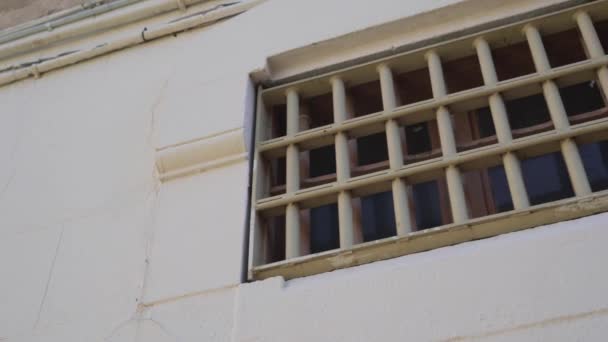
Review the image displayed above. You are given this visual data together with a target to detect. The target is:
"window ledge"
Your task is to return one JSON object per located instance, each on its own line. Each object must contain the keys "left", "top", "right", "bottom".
{"left": 251, "top": 190, "right": 608, "bottom": 281}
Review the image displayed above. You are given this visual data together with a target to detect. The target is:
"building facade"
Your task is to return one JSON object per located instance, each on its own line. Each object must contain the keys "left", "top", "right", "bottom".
{"left": 1, "top": 0, "right": 608, "bottom": 341}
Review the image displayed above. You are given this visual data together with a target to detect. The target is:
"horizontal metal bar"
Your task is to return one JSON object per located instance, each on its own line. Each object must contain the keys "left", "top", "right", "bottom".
{"left": 256, "top": 117, "right": 608, "bottom": 212}
{"left": 252, "top": 190, "right": 608, "bottom": 280}
{"left": 258, "top": 55, "right": 608, "bottom": 155}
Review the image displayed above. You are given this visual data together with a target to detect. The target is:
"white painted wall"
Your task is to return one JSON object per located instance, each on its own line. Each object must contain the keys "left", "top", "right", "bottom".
{"left": 1, "top": 0, "right": 607, "bottom": 341}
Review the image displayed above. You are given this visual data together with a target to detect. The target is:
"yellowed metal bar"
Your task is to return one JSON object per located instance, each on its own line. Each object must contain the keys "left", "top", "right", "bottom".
{"left": 259, "top": 55, "right": 608, "bottom": 153}
{"left": 256, "top": 117, "right": 608, "bottom": 212}
{"left": 475, "top": 36, "right": 529, "bottom": 210}
{"left": 436, "top": 106, "right": 457, "bottom": 157}
{"left": 426, "top": 50, "right": 448, "bottom": 97}
{"left": 446, "top": 165, "right": 469, "bottom": 223}
{"left": 426, "top": 50, "right": 468, "bottom": 222}
{"left": 378, "top": 63, "right": 412, "bottom": 234}
{"left": 575, "top": 11, "right": 608, "bottom": 102}
{"left": 337, "top": 191, "right": 355, "bottom": 248}
{"left": 286, "top": 88, "right": 300, "bottom": 136}
{"left": 474, "top": 37, "right": 498, "bottom": 86}
{"left": 392, "top": 178, "right": 412, "bottom": 235}
{"left": 286, "top": 144, "right": 300, "bottom": 194}
{"left": 523, "top": 24, "right": 551, "bottom": 72}
{"left": 503, "top": 152, "right": 530, "bottom": 209}
{"left": 561, "top": 138, "right": 592, "bottom": 196}
{"left": 543, "top": 80, "right": 571, "bottom": 131}
{"left": 575, "top": 11, "right": 606, "bottom": 58}
{"left": 285, "top": 203, "right": 301, "bottom": 258}
{"left": 488, "top": 94, "right": 513, "bottom": 144}
{"left": 331, "top": 76, "right": 355, "bottom": 249}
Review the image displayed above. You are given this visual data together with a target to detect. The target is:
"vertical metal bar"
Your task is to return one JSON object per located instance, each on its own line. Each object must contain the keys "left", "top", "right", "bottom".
{"left": 378, "top": 64, "right": 412, "bottom": 235}
{"left": 562, "top": 138, "right": 592, "bottom": 196}
{"left": 475, "top": 37, "right": 530, "bottom": 210}
{"left": 525, "top": 23, "right": 591, "bottom": 197}
{"left": 474, "top": 37, "right": 498, "bottom": 86}
{"left": 446, "top": 165, "right": 468, "bottom": 223}
{"left": 427, "top": 50, "right": 469, "bottom": 222}
{"left": 523, "top": 24, "right": 551, "bottom": 73}
{"left": 251, "top": 86, "right": 268, "bottom": 267}
{"left": 436, "top": 106, "right": 458, "bottom": 157}
{"left": 426, "top": 50, "right": 448, "bottom": 97}
{"left": 331, "top": 76, "right": 355, "bottom": 248}
{"left": 503, "top": 152, "right": 530, "bottom": 209}
{"left": 285, "top": 203, "right": 301, "bottom": 259}
{"left": 575, "top": 11, "right": 608, "bottom": 103}
{"left": 524, "top": 24, "right": 570, "bottom": 130}
{"left": 285, "top": 88, "right": 301, "bottom": 258}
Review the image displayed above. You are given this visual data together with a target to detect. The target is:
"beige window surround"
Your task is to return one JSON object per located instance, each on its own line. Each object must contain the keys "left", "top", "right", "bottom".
{"left": 249, "top": 0, "right": 608, "bottom": 281}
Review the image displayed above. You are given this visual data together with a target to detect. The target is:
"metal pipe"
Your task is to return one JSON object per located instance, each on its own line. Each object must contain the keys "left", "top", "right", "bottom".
{"left": 0, "top": 0, "right": 145, "bottom": 46}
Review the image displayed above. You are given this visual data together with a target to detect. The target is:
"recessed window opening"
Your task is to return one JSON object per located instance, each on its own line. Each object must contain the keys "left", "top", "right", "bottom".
{"left": 521, "top": 152, "right": 574, "bottom": 205}
{"left": 349, "top": 80, "right": 384, "bottom": 117}
{"left": 404, "top": 120, "right": 442, "bottom": 163}
{"left": 463, "top": 165, "right": 513, "bottom": 219}
{"left": 579, "top": 140, "right": 608, "bottom": 192}
{"left": 596, "top": 19, "right": 608, "bottom": 53}
{"left": 269, "top": 156, "right": 286, "bottom": 196}
{"left": 270, "top": 103, "right": 287, "bottom": 138}
{"left": 309, "top": 203, "right": 340, "bottom": 254}
{"left": 559, "top": 80, "right": 607, "bottom": 125}
{"left": 301, "top": 145, "right": 337, "bottom": 189}
{"left": 543, "top": 28, "right": 587, "bottom": 68}
{"left": 505, "top": 92, "right": 553, "bottom": 138}
{"left": 394, "top": 67, "right": 433, "bottom": 106}
{"left": 304, "top": 92, "right": 334, "bottom": 131}
{"left": 443, "top": 54, "right": 485, "bottom": 94}
{"left": 492, "top": 40, "right": 536, "bottom": 81}
{"left": 263, "top": 215, "right": 285, "bottom": 264}
{"left": 455, "top": 106, "right": 497, "bottom": 152}
{"left": 411, "top": 177, "right": 452, "bottom": 230}
{"left": 360, "top": 191, "right": 397, "bottom": 242}
{"left": 354, "top": 132, "right": 389, "bottom": 175}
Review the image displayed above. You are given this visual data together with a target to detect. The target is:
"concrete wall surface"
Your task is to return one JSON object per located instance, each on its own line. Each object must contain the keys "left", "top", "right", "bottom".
{"left": 1, "top": 0, "right": 607, "bottom": 341}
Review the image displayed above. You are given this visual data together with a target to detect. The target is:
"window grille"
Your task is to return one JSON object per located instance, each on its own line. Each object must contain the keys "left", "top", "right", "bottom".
{"left": 250, "top": 1, "right": 608, "bottom": 280}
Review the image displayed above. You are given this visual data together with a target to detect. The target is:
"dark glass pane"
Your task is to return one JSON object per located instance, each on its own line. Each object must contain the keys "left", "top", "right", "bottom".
{"left": 271, "top": 157, "right": 286, "bottom": 186}
{"left": 476, "top": 107, "right": 496, "bottom": 138}
{"left": 413, "top": 181, "right": 443, "bottom": 230}
{"left": 309, "top": 145, "right": 336, "bottom": 177}
{"left": 597, "top": 20, "right": 608, "bottom": 54}
{"left": 560, "top": 81, "right": 605, "bottom": 117}
{"left": 361, "top": 191, "right": 396, "bottom": 242}
{"left": 579, "top": 141, "right": 608, "bottom": 192}
{"left": 350, "top": 80, "right": 383, "bottom": 117}
{"left": 310, "top": 204, "right": 340, "bottom": 253}
{"left": 405, "top": 123, "right": 432, "bottom": 155}
{"left": 267, "top": 216, "right": 285, "bottom": 263}
{"left": 271, "top": 104, "right": 287, "bottom": 138}
{"left": 307, "top": 93, "right": 334, "bottom": 129}
{"left": 543, "top": 28, "right": 587, "bottom": 68}
{"left": 488, "top": 165, "right": 514, "bottom": 212}
{"left": 521, "top": 153, "right": 574, "bottom": 205}
{"left": 357, "top": 132, "right": 388, "bottom": 165}
{"left": 492, "top": 41, "right": 536, "bottom": 81}
{"left": 506, "top": 93, "right": 551, "bottom": 130}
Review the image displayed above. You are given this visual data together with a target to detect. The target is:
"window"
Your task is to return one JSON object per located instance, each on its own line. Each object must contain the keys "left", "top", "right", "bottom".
{"left": 251, "top": 3, "right": 608, "bottom": 280}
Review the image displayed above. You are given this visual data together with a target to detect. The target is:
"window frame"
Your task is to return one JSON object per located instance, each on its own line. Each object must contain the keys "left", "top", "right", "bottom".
{"left": 249, "top": 0, "right": 608, "bottom": 281}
